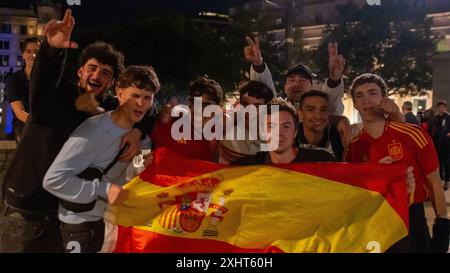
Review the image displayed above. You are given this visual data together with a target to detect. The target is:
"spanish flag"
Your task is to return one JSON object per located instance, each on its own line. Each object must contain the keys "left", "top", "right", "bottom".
{"left": 103, "top": 148, "right": 409, "bottom": 253}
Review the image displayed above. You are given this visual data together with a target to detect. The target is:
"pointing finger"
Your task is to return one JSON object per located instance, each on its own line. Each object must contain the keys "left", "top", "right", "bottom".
{"left": 62, "top": 9, "right": 72, "bottom": 25}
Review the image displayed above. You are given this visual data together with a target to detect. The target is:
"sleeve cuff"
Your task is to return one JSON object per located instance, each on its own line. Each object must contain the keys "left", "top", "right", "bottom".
{"left": 326, "top": 78, "right": 342, "bottom": 89}
{"left": 252, "top": 63, "right": 267, "bottom": 74}
{"left": 97, "top": 180, "right": 111, "bottom": 201}
{"left": 42, "top": 39, "right": 64, "bottom": 58}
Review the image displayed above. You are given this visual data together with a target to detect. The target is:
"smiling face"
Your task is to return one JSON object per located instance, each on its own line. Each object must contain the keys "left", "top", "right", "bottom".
{"left": 116, "top": 86, "right": 154, "bottom": 125}
{"left": 299, "top": 96, "right": 329, "bottom": 134}
{"left": 77, "top": 58, "right": 115, "bottom": 96}
{"left": 267, "top": 110, "right": 298, "bottom": 153}
{"left": 284, "top": 74, "right": 312, "bottom": 102}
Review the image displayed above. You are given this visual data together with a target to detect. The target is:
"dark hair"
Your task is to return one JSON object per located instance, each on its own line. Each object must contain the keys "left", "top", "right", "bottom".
{"left": 116, "top": 65, "right": 160, "bottom": 93}
{"left": 20, "top": 37, "right": 42, "bottom": 52}
{"left": 189, "top": 76, "right": 223, "bottom": 104}
{"left": 350, "top": 73, "right": 387, "bottom": 98}
{"left": 422, "top": 109, "right": 436, "bottom": 136}
{"left": 267, "top": 97, "right": 299, "bottom": 129}
{"left": 402, "top": 101, "right": 413, "bottom": 111}
{"left": 423, "top": 109, "right": 435, "bottom": 122}
{"left": 78, "top": 42, "right": 125, "bottom": 79}
{"left": 299, "top": 90, "right": 329, "bottom": 109}
{"left": 239, "top": 81, "right": 274, "bottom": 104}
{"left": 437, "top": 100, "right": 447, "bottom": 107}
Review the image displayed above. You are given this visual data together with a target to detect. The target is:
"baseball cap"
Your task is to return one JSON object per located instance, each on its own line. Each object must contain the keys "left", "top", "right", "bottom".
{"left": 285, "top": 63, "right": 317, "bottom": 84}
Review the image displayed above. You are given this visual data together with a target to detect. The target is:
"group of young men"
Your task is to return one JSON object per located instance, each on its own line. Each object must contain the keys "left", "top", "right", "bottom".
{"left": 1, "top": 9, "right": 449, "bottom": 253}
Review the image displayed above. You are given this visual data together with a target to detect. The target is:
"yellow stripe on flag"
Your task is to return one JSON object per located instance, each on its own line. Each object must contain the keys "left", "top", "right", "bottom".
{"left": 105, "top": 165, "right": 408, "bottom": 253}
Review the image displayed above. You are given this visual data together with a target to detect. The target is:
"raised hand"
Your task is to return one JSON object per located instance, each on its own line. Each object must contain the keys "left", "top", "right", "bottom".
{"left": 375, "top": 97, "right": 400, "bottom": 116}
{"left": 244, "top": 36, "right": 263, "bottom": 66}
{"left": 43, "top": 9, "right": 78, "bottom": 49}
{"left": 328, "top": 43, "right": 346, "bottom": 81}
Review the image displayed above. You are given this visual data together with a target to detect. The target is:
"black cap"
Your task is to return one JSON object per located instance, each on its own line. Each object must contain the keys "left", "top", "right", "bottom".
{"left": 285, "top": 63, "right": 317, "bottom": 84}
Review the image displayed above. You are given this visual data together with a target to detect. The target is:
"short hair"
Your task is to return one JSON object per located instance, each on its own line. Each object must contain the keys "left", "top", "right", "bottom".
{"left": 189, "top": 76, "right": 223, "bottom": 104}
{"left": 239, "top": 81, "right": 275, "bottom": 104}
{"left": 350, "top": 73, "right": 387, "bottom": 98}
{"left": 437, "top": 100, "right": 447, "bottom": 107}
{"left": 402, "top": 101, "right": 413, "bottom": 111}
{"left": 78, "top": 42, "right": 125, "bottom": 79}
{"left": 116, "top": 65, "right": 160, "bottom": 93}
{"left": 20, "top": 37, "right": 42, "bottom": 52}
{"left": 267, "top": 97, "right": 299, "bottom": 129}
{"left": 299, "top": 90, "right": 329, "bottom": 109}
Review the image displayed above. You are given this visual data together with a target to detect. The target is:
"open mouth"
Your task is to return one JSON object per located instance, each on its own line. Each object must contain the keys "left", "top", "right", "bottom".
{"left": 88, "top": 82, "right": 101, "bottom": 90}
{"left": 134, "top": 110, "right": 144, "bottom": 116}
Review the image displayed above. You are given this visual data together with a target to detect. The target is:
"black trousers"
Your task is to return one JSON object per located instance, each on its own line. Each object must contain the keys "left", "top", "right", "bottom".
{"left": 387, "top": 203, "right": 432, "bottom": 253}
{"left": 12, "top": 120, "right": 24, "bottom": 144}
{"left": 438, "top": 148, "right": 450, "bottom": 182}
{"left": 0, "top": 205, "right": 62, "bottom": 253}
{"left": 60, "top": 219, "right": 105, "bottom": 253}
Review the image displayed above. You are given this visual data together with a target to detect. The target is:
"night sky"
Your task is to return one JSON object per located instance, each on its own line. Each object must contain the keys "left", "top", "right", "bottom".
{"left": 0, "top": 0, "right": 252, "bottom": 27}
{"left": 0, "top": 0, "right": 245, "bottom": 10}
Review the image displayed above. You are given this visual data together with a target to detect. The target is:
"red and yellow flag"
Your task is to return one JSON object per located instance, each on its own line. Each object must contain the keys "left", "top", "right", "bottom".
{"left": 103, "top": 148, "right": 409, "bottom": 253}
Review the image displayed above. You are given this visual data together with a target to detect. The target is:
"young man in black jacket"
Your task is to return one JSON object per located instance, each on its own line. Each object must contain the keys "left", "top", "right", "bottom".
{"left": 434, "top": 101, "right": 450, "bottom": 190}
{"left": 0, "top": 10, "right": 152, "bottom": 253}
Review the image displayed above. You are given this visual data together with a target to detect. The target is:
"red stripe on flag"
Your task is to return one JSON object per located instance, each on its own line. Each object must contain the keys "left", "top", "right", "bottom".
{"left": 113, "top": 227, "right": 284, "bottom": 253}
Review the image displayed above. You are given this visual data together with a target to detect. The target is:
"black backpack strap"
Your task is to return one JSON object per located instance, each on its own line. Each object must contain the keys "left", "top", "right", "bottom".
{"left": 59, "top": 145, "right": 128, "bottom": 213}
{"left": 103, "top": 145, "right": 127, "bottom": 174}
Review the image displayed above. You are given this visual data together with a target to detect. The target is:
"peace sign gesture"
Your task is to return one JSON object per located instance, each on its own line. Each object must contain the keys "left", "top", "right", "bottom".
{"left": 328, "top": 42, "right": 346, "bottom": 81}
{"left": 43, "top": 9, "right": 78, "bottom": 49}
{"left": 244, "top": 36, "right": 263, "bottom": 66}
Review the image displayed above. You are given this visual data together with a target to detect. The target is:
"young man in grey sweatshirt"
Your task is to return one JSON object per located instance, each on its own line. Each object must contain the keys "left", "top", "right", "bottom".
{"left": 43, "top": 65, "right": 160, "bottom": 253}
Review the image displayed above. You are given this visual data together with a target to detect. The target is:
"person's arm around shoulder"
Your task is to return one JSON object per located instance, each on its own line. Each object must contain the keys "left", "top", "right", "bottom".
{"left": 43, "top": 119, "right": 116, "bottom": 205}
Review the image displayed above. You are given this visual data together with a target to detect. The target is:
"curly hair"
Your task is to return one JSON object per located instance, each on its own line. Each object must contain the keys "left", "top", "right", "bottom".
{"left": 78, "top": 42, "right": 125, "bottom": 79}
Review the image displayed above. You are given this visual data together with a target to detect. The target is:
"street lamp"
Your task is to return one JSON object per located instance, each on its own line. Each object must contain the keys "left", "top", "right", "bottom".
{"left": 264, "top": 0, "right": 301, "bottom": 67}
